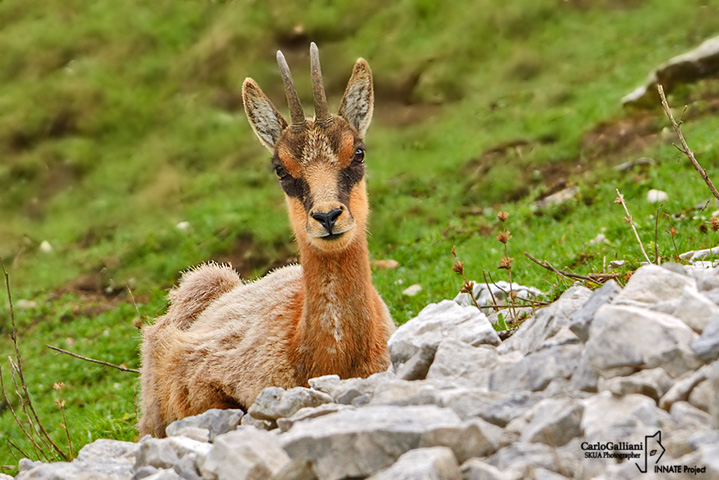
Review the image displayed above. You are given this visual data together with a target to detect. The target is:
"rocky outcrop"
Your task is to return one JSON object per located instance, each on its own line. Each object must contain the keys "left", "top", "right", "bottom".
{"left": 10, "top": 263, "right": 719, "bottom": 479}
{"left": 623, "top": 35, "right": 719, "bottom": 108}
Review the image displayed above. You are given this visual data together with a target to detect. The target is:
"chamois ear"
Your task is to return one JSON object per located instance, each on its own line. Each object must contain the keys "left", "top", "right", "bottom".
{"left": 243, "top": 78, "right": 288, "bottom": 152}
{"left": 338, "top": 59, "right": 374, "bottom": 139}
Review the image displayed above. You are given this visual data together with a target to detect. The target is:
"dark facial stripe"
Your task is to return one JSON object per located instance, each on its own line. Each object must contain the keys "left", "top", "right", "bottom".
{"left": 272, "top": 156, "right": 312, "bottom": 210}
{"left": 281, "top": 175, "right": 312, "bottom": 211}
{"left": 338, "top": 162, "right": 365, "bottom": 205}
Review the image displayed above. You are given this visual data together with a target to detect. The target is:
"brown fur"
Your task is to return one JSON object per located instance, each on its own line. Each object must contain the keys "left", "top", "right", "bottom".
{"left": 138, "top": 45, "right": 394, "bottom": 437}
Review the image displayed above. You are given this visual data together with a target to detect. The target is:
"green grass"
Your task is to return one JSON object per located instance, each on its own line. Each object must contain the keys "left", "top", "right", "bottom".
{"left": 2, "top": 0, "right": 719, "bottom": 470}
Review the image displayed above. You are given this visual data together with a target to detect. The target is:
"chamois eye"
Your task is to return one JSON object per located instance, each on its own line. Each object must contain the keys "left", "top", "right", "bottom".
{"left": 353, "top": 147, "right": 365, "bottom": 163}
{"left": 275, "top": 165, "right": 288, "bottom": 179}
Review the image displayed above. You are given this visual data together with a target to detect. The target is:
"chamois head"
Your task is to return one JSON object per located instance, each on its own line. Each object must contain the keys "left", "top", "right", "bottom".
{"left": 242, "top": 43, "right": 374, "bottom": 253}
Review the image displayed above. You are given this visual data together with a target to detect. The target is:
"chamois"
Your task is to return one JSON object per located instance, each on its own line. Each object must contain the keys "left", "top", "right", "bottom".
{"left": 138, "top": 43, "right": 395, "bottom": 437}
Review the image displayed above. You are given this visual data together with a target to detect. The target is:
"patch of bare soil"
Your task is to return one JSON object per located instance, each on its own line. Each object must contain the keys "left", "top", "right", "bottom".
{"left": 461, "top": 81, "right": 719, "bottom": 211}
{"left": 580, "top": 82, "right": 719, "bottom": 163}
{"left": 461, "top": 107, "right": 672, "bottom": 209}
{"left": 53, "top": 271, "right": 127, "bottom": 318}
{"left": 464, "top": 138, "right": 534, "bottom": 178}
{"left": 580, "top": 113, "right": 659, "bottom": 160}
{"left": 463, "top": 136, "right": 576, "bottom": 199}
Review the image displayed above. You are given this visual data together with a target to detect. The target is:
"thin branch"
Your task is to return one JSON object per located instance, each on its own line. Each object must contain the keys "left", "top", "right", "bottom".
{"left": 482, "top": 270, "right": 499, "bottom": 310}
{"left": 0, "top": 365, "right": 45, "bottom": 460}
{"left": 451, "top": 247, "right": 483, "bottom": 313}
{"left": 523, "top": 251, "right": 618, "bottom": 285}
{"left": 657, "top": 84, "right": 719, "bottom": 202}
{"left": 654, "top": 206, "right": 661, "bottom": 265}
{"left": 499, "top": 227, "right": 517, "bottom": 320}
{"left": 8, "top": 357, "right": 52, "bottom": 458}
{"left": 57, "top": 401, "right": 73, "bottom": 458}
{"left": 485, "top": 270, "right": 550, "bottom": 307}
{"left": 46, "top": 345, "right": 140, "bottom": 374}
{"left": 7, "top": 438, "right": 31, "bottom": 462}
{"left": 1, "top": 260, "right": 69, "bottom": 461}
{"left": 127, "top": 285, "right": 143, "bottom": 330}
{"left": 614, "top": 189, "right": 653, "bottom": 264}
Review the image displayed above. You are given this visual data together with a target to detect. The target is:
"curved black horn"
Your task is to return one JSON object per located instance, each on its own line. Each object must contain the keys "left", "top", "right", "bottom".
{"left": 310, "top": 42, "right": 332, "bottom": 127}
{"left": 276, "top": 50, "right": 307, "bottom": 133}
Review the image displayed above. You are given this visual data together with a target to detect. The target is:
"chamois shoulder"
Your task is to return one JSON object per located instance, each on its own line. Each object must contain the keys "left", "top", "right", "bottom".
{"left": 166, "top": 262, "right": 241, "bottom": 330}
{"left": 192, "top": 263, "right": 303, "bottom": 325}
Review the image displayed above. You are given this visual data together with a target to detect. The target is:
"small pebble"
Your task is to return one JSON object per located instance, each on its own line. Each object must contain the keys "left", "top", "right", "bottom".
{"left": 646, "top": 189, "right": 668, "bottom": 203}
{"left": 402, "top": 284, "right": 422, "bottom": 296}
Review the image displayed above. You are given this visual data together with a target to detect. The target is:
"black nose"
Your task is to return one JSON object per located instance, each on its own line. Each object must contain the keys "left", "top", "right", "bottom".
{"left": 312, "top": 208, "right": 343, "bottom": 233}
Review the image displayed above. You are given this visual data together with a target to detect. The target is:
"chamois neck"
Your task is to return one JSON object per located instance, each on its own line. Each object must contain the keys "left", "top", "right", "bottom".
{"left": 292, "top": 232, "right": 381, "bottom": 381}
{"left": 298, "top": 234, "right": 373, "bottom": 302}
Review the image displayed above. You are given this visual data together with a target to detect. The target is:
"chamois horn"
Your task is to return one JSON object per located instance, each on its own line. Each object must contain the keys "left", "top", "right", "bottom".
{"left": 310, "top": 42, "right": 332, "bottom": 127}
{"left": 276, "top": 50, "right": 307, "bottom": 133}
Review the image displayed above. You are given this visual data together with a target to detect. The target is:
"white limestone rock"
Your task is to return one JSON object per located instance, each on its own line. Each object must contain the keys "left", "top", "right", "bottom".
{"left": 165, "top": 408, "right": 243, "bottom": 442}
{"left": 623, "top": 35, "right": 719, "bottom": 107}
{"left": 581, "top": 392, "right": 670, "bottom": 440}
{"left": 597, "top": 368, "right": 674, "bottom": 402}
{"left": 280, "top": 405, "right": 463, "bottom": 480}
{"left": 498, "top": 286, "right": 590, "bottom": 355}
{"left": 388, "top": 300, "right": 499, "bottom": 372}
{"left": 519, "top": 398, "right": 584, "bottom": 447}
{"left": 197, "top": 427, "right": 290, "bottom": 480}
{"left": 568, "top": 280, "right": 622, "bottom": 342}
{"left": 585, "top": 304, "right": 698, "bottom": 373}
{"left": 247, "top": 386, "right": 333, "bottom": 421}
{"left": 425, "top": 337, "right": 499, "bottom": 388}
{"left": 418, "top": 418, "right": 503, "bottom": 463}
{"left": 691, "top": 315, "right": 719, "bottom": 362}
{"left": 367, "top": 447, "right": 462, "bottom": 480}
{"left": 488, "top": 344, "right": 583, "bottom": 393}
{"left": 439, "top": 389, "right": 545, "bottom": 427}
{"left": 613, "top": 264, "right": 695, "bottom": 307}
{"left": 277, "top": 403, "right": 354, "bottom": 432}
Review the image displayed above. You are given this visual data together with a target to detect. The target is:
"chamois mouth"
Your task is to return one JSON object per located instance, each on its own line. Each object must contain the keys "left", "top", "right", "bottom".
{"left": 321, "top": 232, "right": 345, "bottom": 241}
{"left": 306, "top": 221, "right": 355, "bottom": 239}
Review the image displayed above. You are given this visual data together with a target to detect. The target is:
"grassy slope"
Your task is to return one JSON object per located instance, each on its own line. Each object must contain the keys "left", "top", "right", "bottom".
{"left": 2, "top": 0, "right": 719, "bottom": 467}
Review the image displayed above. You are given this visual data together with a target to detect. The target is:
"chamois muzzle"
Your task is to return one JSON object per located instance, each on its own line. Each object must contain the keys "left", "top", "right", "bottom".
{"left": 311, "top": 208, "right": 343, "bottom": 236}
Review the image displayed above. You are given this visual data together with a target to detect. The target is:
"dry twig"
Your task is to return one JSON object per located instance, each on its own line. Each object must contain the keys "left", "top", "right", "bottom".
{"left": 53, "top": 383, "right": 73, "bottom": 458}
{"left": 6, "top": 438, "right": 30, "bottom": 462}
{"left": 482, "top": 270, "right": 499, "bottom": 310}
{"left": 523, "top": 252, "right": 619, "bottom": 285}
{"left": 0, "top": 365, "right": 46, "bottom": 461}
{"left": 46, "top": 345, "right": 140, "bottom": 374}
{"left": 451, "top": 246, "right": 483, "bottom": 312}
{"left": 1, "top": 260, "right": 70, "bottom": 461}
{"left": 657, "top": 84, "right": 719, "bottom": 203}
{"left": 654, "top": 206, "right": 661, "bottom": 265}
{"left": 484, "top": 270, "right": 550, "bottom": 308}
{"left": 614, "top": 189, "right": 653, "bottom": 264}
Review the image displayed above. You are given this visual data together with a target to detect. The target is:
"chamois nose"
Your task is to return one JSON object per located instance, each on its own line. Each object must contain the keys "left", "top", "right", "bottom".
{"left": 312, "top": 208, "right": 343, "bottom": 234}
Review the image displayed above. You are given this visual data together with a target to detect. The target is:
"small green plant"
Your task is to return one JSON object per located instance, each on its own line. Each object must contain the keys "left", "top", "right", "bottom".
{"left": 52, "top": 382, "right": 74, "bottom": 459}
{"left": 451, "top": 211, "right": 543, "bottom": 335}
{"left": 495, "top": 211, "right": 519, "bottom": 320}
